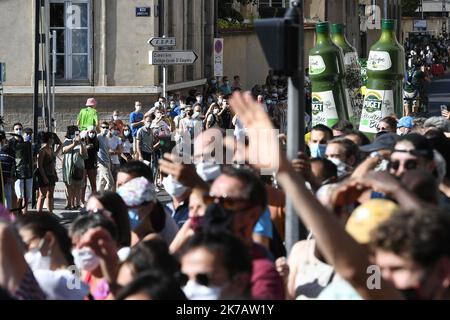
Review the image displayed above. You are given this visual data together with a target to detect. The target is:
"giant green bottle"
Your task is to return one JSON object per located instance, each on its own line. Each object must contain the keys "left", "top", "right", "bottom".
{"left": 331, "top": 23, "right": 361, "bottom": 126}
{"left": 309, "top": 22, "right": 349, "bottom": 128}
{"left": 359, "top": 19, "right": 405, "bottom": 139}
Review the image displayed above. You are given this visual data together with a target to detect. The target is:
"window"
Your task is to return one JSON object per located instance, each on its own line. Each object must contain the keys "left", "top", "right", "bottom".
{"left": 49, "top": 0, "right": 91, "bottom": 83}
{"left": 259, "top": 0, "right": 286, "bottom": 8}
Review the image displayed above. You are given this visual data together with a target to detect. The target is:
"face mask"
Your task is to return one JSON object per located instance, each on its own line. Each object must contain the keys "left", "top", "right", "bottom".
{"left": 218, "top": 98, "right": 223, "bottom": 104}
{"left": 72, "top": 247, "right": 100, "bottom": 273}
{"left": 208, "top": 97, "right": 213, "bottom": 104}
{"left": 112, "top": 130, "right": 118, "bottom": 137}
{"left": 162, "top": 176, "right": 188, "bottom": 199}
{"left": 196, "top": 162, "right": 222, "bottom": 182}
{"left": 136, "top": 106, "right": 142, "bottom": 112}
{"left": 124, "top": 130, "right": 130, "bottom": 137}
{"left": 128, "top": 208, "right": 141, "bottom": 231}
{"left": 24, "top": 239, "right": 52, "bottom": 271}
{"left": 182, "top": 280, "right": 222, "bottom": 300}
{"left": 88, "top": 132, "right": 96, "bottom": 139}
{"left": 193, "top": 112, "right": 201, "bottom": 119}
{"left": 113, "top": 115, "right": 119, "bottom": 121}
{"left": 190, "top": 216, "right": 205, "bottom": 232}
{"left": 101, "top": 129, "right": 108, "bottom": 135}
{"left": 145, "top": 122, "right": 152, "bottom": 129}
{"left": 213, "top": 109, "right": 220, "bottom": 115}
{"left": 180, "top": 111, "right": 186, "bottom": 118}
{"left": 328, "top": 158, "right": 349, "bottom": 177}
{"left": 266, "top": 99, "right": 272, "bottom": 105}
{"left": 24, "top": 135, "right": 32, "bottom": 142}
{"left": 211, "top": 80, "right": 217, "bottom": 85}
{"left": 310, "top": 143, "right": 327, "bottom": 158}
{"left": 70, "top": 134, "right": 76, "bottom": 139}
{"left": 15, "top": 129, "right": 23, "bottom": 136}
{"left": 196, "top": 97, "right": 203, "bottom": 103}
{"left": 225, "top": 81, "right": 230, "bottom": 85}
{"left": 397, "top": 128, "right": 409, "bottom": 136}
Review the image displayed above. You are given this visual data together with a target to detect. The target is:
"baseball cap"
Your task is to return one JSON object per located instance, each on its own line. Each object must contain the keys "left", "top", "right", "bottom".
{"left": 359, "top": 133, "right": 398, "bottom": 153}
{"left": 397, "top": 116, "right": 414, "bottom": 129}
{"left": 117, "top": 177, "right": 157, "bottom": 207}
{"left": 86, "top": 98, "right": 97, "bottom": 107}
{"left": 345, "top": 199, "right": 399, "bottom": 244}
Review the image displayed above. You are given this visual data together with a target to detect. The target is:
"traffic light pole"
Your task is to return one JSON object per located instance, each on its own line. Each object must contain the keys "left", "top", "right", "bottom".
{"left": 285, "top": 0, "right": 308, "bottom": 254}
{"left": 33, "top": 0, "right": 40, "bottom": 143}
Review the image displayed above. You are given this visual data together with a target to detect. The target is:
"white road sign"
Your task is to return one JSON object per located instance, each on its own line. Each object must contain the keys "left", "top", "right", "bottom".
{"left": 149, "top": 50, "right": 198, "bottom": 65}
{"left": 148, "top": 37, "right": 176, "bottom": 47}
{"left": 214, "top": 38, "right": 224, "bottom": 77}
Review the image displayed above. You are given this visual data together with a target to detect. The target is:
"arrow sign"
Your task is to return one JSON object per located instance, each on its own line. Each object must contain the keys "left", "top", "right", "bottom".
{"left": 149, "top": 50, "right": 198, "bottom": 65}
{"left": 148, "top": 37, "right": 176, "bottom": 47}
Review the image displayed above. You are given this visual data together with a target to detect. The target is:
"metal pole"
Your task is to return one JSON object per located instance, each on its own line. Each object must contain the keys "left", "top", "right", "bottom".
{"left": 285, "top": 0, "right": 307, "bottom": 254}
{"left": 421, "top": 0, "right": 424, "bottom": 20}
{"left": 44, "top": 0, "right": 51, "bottom": 131}
{"left": 0, "top": 84, "right": 3, "bottom": 117}
{"left": 33, "top": 0, "right": 40, "bottom": 143}
{"left": 163, "top": 66, "right": 167, "bottom": 99}
{"left": 52, "top": 30, "right": 56, "bottom": 132}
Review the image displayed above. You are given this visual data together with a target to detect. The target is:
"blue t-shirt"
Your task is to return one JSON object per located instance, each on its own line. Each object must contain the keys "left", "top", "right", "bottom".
{"left": 129, "top": 112, "right": 144, "bottom": 137}
{"left": 253, "top": 207, "right": 273, "bottom": 239}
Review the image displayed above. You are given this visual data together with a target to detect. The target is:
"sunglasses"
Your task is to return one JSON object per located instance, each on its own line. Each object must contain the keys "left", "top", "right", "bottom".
{"left": 388, "top": 159, "right": 419, "bottom": 171}
{"left": 80, "top": 208, "right": 113, "bottom": 219}
{"left": 377, "top": 126, "right": 388, "bottom": 132}
{"left": 203, "top": 193, "right": 254, "bottom": 212}
{"left": 176, "top": 272, "right": 213, "bottom": 287}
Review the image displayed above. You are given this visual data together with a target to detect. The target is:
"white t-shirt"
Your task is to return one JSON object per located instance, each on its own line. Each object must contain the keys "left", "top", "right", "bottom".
{"left": 33, "top": 269, "right": 89, "bottom": 300}
{"left": 122, "top": 139, "right": 133, "bottom": 154}
{"left": 108, "top": 136, "right": 122, "bottom": 165}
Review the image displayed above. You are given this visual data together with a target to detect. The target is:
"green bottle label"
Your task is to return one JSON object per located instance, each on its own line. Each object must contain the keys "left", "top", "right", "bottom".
{"left": 367, "top": 51, "right": 392, "bottom": 71}
{"left": 359, "top": 89, "right": 394, "bottom": 133}
{"left": 309, "top": 55, "right": 326, "bottom": 75}
{"left": 312, "top": 91, "right": 339, "bottom": 127}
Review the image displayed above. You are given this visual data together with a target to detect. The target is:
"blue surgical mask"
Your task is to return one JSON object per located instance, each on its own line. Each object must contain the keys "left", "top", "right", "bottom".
{"left": 128, "top": 209, "right": 141, "bottom": 231}
{"left": 24, "top": 135, "right": 32, "bottom": 142}
{"left": 310, "top": 143, "right": 327, "bottom": 158}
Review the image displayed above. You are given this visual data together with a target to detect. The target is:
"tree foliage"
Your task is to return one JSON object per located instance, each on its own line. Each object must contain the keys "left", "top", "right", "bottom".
{"left": 218, "top": 0, "right": 257, "bottom": 22}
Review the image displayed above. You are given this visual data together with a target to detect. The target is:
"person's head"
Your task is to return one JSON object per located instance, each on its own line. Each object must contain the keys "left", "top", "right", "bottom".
{"left": 70, "top": 214, "right": 118, "bottom": 276}
{"left": 86, "top": 126, "right": 97, "bottom": 140}
{"left": 154, "top": 108, "right": 163, "bottom": 120}
{"left": 345, "top": 130, "right": 371, "bottom": 146}
{"left": 397, "top": 116, "right": 414, "bottom": 136}
{"left": 23, "top": 128, "right": 33, "bottom": 142}
{"left": 222, "top": 76, "right": 229, "bottom": 84}
{"left": 423, "top": 116, "right": 450, "bottom": 133}
{"left": 86, "top": 98, "right": 97, "bottom": 108}
{"left": 310, "top": 158, "right": 338, "bottom": 186}
{"left": 209, "top": 167, "right": 267, "bottom": 244}
{"left": 400, "top": 169, "right": 439, "bottom": 204}
{"left": 180, "top": 231, "right": 252, "bottom": 300}
{"left": 100, "top": 122, "right": 109, "bottom": 136}
{"left": 233, "top": 75, "right": 240, "bottom": 82}
{"left": 135, "top": 101, "right": 142, "bottom": 112}
{"left": 411, "top": 117, "right": 427, "bottom": 134}
{"left": 196, "top": 94, "right": 203, "bottom": 103}
{"left": 257, "top": 95, "right": 264, "bottom": 103}
{"left": 309, "top": 125, "right": 333, "bottom": 158}
{"left": 169, "top": 100, "right": 176, "bottom": 109}
{"left": 188, "top": 189, "right": 209, "bottom": 232}
{"left": 0, "top": 131, "right": 6, "bottom": 146}
{"left": 117, "top": 238, "right": 180, "bottom": 288}
{"left": 325, "top": 138, "right": 359, "bottom": 173}
{"left": 116, "top": 160, "right": 153, "bottom": 189}
{"left": 86, "top": 191, "right": 131, "bottom": 248}
{"left": 116, "top": 270, "right": 186, "bottom": 300}
{"left": 15, "top": 214, "right": 74, "bottom": 272}
{"left": 13, "top": 122, "right": 23, "bottom": 135}
{"left": 113, "top": 110, "right": 120, "bottom": 121}
{"left": 193, "top": 104, "right": 203, "bottom": 114}
{"left": 332, "top": 120, "right": 354, "bottom": 137}
{"left": 185, "top": 106, "right": 194, "bottom": 117}
{"left": 378, "top": 116, "right": 398, "bottom": 133}
{"left": 389, "top": 134, "right": 435, "bottom": 178}
{"left": 122, "top": 125, "right": 132, "bottom": 140}
{"left": 109, "top": 123, "right": 119, "bottom": 137}
{"left": 158, "top": 96, "right": 166, "bottom": 104}
{"left": 40, "top": 132, "right": 53, "bottom": 145}
{"left": 117, "top": 177, "right": 165, "bottom": 235}
{"left": 371, "top": 209, "right": 450, "bottom": 299}
{"left": 65, "top": 125, "right": 78, "bottom": 139}
{"left": 143, "top": 115, "right": 152, "bottom": 129}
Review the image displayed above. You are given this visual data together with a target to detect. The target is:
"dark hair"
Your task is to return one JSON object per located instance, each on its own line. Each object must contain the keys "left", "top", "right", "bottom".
{"left": 221, "top": 166, "right": 267, "bottom": 208}
{"left": 379, "top": 116, "right": 398, "bottom": 131}
{"left": 332, "top": 120, "right": 354, "bottom": 133}
{"left": 400, "top": 170, "right": 439, "bottom": 204}
{"left": 311, "top": 124, "right": 333, "bottom": 141}
{"left": 90, "top": 191, "right": 131, "bottom": 247}
{"left": 310, "top": 158, "right": 338, "bottom": 183}
{"left": 13, "top": 123, "right": 23, "bottom": 130}
{"left": 118, "top": 160, "right": 153, "bottom": 182}
{"left": 328, "top": 138, "right": 360, "bottom": 163}
{"left": 396, "top": 133, "right": 434, "bottom": 160}
{"left": 101, "top": 121, "right": 109, "bottom": 128}
{"left": 122, "top": 125, "right": 133, "bottom": 144}
{"left": 234, "top": 75, "right": 240, "bottom": 80}
{"left": 70, "top": 214, "right": 118, "bottom": 243}
{"left": 65, "top": 125, "right": 78, "bottom": 139}
{"left": 425, "top": 129, "right": 450, "bottom": 179}
{"left": 183, "top": 231, "right": 252, "bottom": 295}
{"left": 40, "top": 132, "right": 52, "bottom": 144}
{"left": 124, "top": 238, "right": 180, "bottom": 277}
{"left": 15, "top": 214, "right": 74, "bottom": 265}
{"left": 116, "top": 270, "right": 187, "bottom": 300}
{"left": 345, "top": 130, "right": 371, "bottom": 146}
{"left": 371, "top": 209, "right": 450, "bottom": 267}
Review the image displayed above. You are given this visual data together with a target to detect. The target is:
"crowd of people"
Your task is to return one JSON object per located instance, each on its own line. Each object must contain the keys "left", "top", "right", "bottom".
{"left": 0, "top": 67, "right": 450, "bottom": 301}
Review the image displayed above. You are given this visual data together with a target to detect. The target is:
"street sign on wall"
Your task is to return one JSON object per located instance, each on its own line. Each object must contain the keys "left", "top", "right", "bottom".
{"left": 148, "top": 37, "right": 176, "bottom": 47}
{"left": 149, "top": 50, "right": 198, "bottom": 65}
{"left": 214, "top": 38, "right": 224, "bottom": 77}
{"left": 0, "top": 63, "right": 5, "bottom": 84}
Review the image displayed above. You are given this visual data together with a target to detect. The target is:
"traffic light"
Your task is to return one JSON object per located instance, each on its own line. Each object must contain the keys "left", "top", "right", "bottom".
{"left": 254, "top": 17, "right": 299, "bottom": 76}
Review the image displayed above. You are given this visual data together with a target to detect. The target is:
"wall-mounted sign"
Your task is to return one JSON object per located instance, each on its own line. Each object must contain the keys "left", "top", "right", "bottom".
{"left": 214, "top": 38, "right": 224, "bottom": 77}
{"left": 414, "top": 20, "right": 427, "bottom": 30}
{"left": 0, "top": 63, "right": 5, "bottom": 84}
{"left": 136, "top": 7, "right": 150, "bottom": 17}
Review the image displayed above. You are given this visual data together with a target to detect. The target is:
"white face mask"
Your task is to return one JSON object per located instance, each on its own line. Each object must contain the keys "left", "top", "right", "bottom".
{"left": 162, "top": 175, "right": 188, "bottom": 199}
{"left": 182, "top": 280, "right": 222, "bottom": 300}
{"left": 101, "top": 129, "right": 109, "bottom": 135}
{"left": 24, "top": 239, "right": 52, "bottom": 272}
{"left": 145, "top": 122, "right": 152, "bottom": 129}
{"left": 328, "top": 158, "right": 349, "bottom": 177}
{"left": 113, "top": 115, "right": 119, "bottom": 121}
{"left": 196, "top": 162, "right": 221, "bottom": 182}
{"left": 88, "top": 132, "right": 96, "bottom": 139}
{"left": 196, "top": 97, "right": 203, "bottom": 103}
{"left": 213, "top": 109, "right": 220, "bottom": 115}
{"left": 135, "top": 105, "right": 142, "bottom": 112}
{"left": 124, "top": 130, "right": 130, "bottom": 137}
{"left": 72, "top": 247, "right": 100, "bottom": 273}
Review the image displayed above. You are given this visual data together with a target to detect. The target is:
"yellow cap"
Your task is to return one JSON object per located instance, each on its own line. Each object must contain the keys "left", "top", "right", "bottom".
{"left": 345, "top": 199, "right": 399, "bottom": 244}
